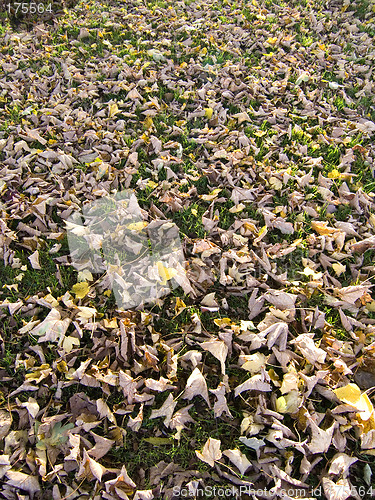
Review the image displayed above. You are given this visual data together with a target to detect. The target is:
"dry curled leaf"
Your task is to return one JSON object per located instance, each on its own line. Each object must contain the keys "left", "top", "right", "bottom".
{"left": 195, "top": 438, "right": 222, "bottom": 467}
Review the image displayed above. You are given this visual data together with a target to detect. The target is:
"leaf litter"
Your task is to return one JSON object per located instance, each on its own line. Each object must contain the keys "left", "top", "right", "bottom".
{"left": 0, "top": 0, "right": 375, "bottom": 498}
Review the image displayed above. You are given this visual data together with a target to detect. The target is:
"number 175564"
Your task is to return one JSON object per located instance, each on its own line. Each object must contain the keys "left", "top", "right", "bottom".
{"left": 7, "top": 3, "right": 52, "bottom": 14}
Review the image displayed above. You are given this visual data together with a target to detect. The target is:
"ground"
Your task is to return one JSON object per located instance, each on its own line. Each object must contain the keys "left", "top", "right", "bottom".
{"left": 0, "top": 0, "right": 375, "bottom": 499}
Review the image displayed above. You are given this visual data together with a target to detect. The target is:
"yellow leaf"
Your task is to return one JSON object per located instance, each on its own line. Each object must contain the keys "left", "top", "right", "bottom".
{"left": 276, "top": 396, "right": 287, "bottom": 413}
{"left": 257, "top": 226, "right": 267, "bottom": 238}
{"left": 311, "top": 221, "right": 336, "bottom": 236}
{"left": 328, "top": 168, "right": 340, "bottom": 179}
{"left": 201, "top": 188, "right": 221, "bottom": 201}
{"left": 243, "top": 222, "right": 256, "bottom": 232}
{"left": 205, "top": 108, "right": 213, "bottom": 119}
{"left": 71, "top": 282, "right": 90, "bottom": 299}
{"left": 201, "top": 47, "right": 207, "bottom": 56}
{"left": 103, "top": 290, "right": 112, "bottom": 297}
{"left": 229, "top": 203, "right": 245, "bottom": 213}
{"left": 127, "top": 221, "right": 148, "bottom": 232}
{"left": 62, "top": 336, "right": 80, "bottom": 353}
{"left": 56, "top": 360, "right": 68, "bottom": 373}
{"left": 108, "top": 102, "right": 119, "bottom": 118}
{"left": 266, "top": 37, "right": 278, "bottom": 45}
{"left": 175, "top": 297, "right": 187, "bottom": 316}
{"left": 43, "top": 293, "right": 59, "bottom": 307}
{"left": 157, "top": 262, "right": 177, "bottom": 286}
{"left": 144, "top": 116, "right": 153, "bottom": 130}
{"left": 103, "top": 318, "right": 118, "bottom": 328}
{"left": 214, "top": 318, "right": 232, "bottom": 328}
{"left": 366, "top": 301, "right": 375, "bottom": 312}
{"left": 332, "top": 262, "right": 346, "bottom": 276}
{"left": 334, "top": 383, "right": 374, "bottom": 421}
{"left": 299, "top": 267, "right": 323, "bottom": 280}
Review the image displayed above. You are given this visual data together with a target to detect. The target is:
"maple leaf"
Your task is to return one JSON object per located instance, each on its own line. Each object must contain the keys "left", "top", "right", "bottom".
{"left": 71, "top": 281, "right": 90, "bottom": 299}
{"left": 150, "top": 393, "right": 177, "bottom": 427}
{"left": 334, "top": 383, "right": 374, "bottom": 423}
{"left": 36, "top": 421, "right": 74, "bottom": 450}
{"left": 157, "top": 261, "right": 177, "bottom": 285}
{"left": 223, "top": 449, "right": 252, "bottom": 475}
{"left": 201, "top": 339, "right": 228, "bottom": 374}
{"left": 195, "top": 438, "right": 222, "bottom": 467}
{"left": 5, "top": 470, "right": 40, "bottom": 496}
{"left": 183, "top": 368, "right": 211, "bottom": 407}
{"left": 322, "top": 477, "right": 352, "bottom": 500}
{"left": 209, "top": 382, "right": 233, "bottom": 418}
{"left": 234, "top": 374, "right": 272, "bottom": 397}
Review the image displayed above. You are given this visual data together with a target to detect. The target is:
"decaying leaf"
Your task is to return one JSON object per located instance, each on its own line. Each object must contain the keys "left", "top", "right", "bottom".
{"left": 201, "top": 339, "right": 228, "bottom": 374}
{"left": 334, "top": 383, "right": 374, "bottom": 421}
{"left": 234, "top": 374, "right": 272, "bottom": 397}
{"left": 223, "top": 448, "right": 252, "bottom": 475}
{"left": 209, "top": 382, "right": 233, "bottom": 418}
{"left": 322, "top": 477, "right": 352, "bottom": 500}
{"left": 150, "top": 393, "right": 177, "bottom": 427}
{"left": 195, "top": 438, "right": 222, "bottom": 467}
{"left": 5, "top": 470, "right": 41, "bottom": 496}
{"left": 0, "top": 411, "right": 12, "bottom": 440}
{"left": 183, "top": 368, "right": 211, "bottom": 407}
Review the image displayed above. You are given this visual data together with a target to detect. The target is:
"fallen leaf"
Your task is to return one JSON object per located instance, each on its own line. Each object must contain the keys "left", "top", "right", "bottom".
{"left": 234, "top": 374, "right": 272, "bottom": 397}
{"left": 209, "top": 382, "right": 233, "bottom": 418}
{"left": 201, "top": 339, "right": 228, "bottom": 374}
{"left": 223, "top": 448, "right": 252, "bottom": 475}
{"left": 195, "top": 437, "right": 222, "bottom": 467}
{"left": 150, "top": 393, "right": 177, "bottom": 427}
{"left": 28, "top": 250, "right": 41, "bottom": 270}
{"left": 183, "top": 368, "right": 211, "bottom": 407}
{"left": 6, "top": 470, "right": 41, "bottom": 496}
{"left": 0, "top": 411, "right": 12, "bottom": 440}
{"left": 311, "top": 221, "right": 336, "bottom": 236}
{"left": 322, "top": 477, "right": 352, "bottom": 500}
{"left": 334, "top": 383, "right": 374, "bottom": 421}
{"left": 71, "top": 281, "right": 90, "bottom": 299}
{"left": 328, "top": 453, "right": 357, "bottom": 477}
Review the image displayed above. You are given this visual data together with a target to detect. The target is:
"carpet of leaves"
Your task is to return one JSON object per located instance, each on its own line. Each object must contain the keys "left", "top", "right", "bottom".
{"left": 1, "top": 0, "right": 375, "bottom": 498}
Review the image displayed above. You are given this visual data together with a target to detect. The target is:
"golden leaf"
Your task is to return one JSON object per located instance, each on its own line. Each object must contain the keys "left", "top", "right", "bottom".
{"left": 144, "top": 116, "right": 153, "bottom": 130}
{"left": 205, "top": 108, "right": 213, "bottom": 119}
{"left": 108, "top": 102, "right": 119, "bottom": 118}
{"left": 71, "top": 282, "right": 90, "bottom": 299}
{"left": 157, "top": 262, "right": 177, "bottom": 286}
{"left": 311, "top": 221, "right": 336, "bottom": 236}
{"left": 334, "top": 383, "right": 374, "bottom": 422}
